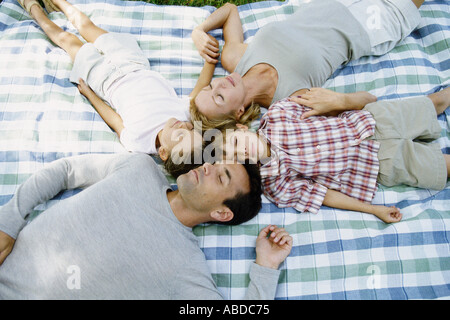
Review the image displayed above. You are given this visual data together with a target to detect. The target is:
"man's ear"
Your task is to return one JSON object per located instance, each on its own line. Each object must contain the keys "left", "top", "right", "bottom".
{"left": 158, "top": 146, "right": 169, "bottom": 161}
{"left": 210, "top": 207, "right": 234, "bottom": 223}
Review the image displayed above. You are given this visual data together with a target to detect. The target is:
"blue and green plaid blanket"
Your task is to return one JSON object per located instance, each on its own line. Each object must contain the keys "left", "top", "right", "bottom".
{"left": 0, "top": 0, "right": 449, "bottom": 299}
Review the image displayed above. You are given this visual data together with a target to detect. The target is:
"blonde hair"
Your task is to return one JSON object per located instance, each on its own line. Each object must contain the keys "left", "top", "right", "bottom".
{"left": 189, "top": 97, "right": 260, "bottom": 132}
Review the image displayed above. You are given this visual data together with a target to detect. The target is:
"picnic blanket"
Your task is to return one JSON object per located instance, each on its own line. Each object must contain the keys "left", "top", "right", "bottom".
{"left": 0, "top": 0, "right": 449, "bottom": 299}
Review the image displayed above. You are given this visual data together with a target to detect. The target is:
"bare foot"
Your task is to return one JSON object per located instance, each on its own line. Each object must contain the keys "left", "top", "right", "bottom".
{"left": 20, "top": 0, "right": 43, "bottom": 18}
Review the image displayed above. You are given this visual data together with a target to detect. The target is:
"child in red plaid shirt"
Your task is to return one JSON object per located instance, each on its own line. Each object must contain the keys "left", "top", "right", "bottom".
{"left": 217, "top": 88, "right": 450, "bottom": 223}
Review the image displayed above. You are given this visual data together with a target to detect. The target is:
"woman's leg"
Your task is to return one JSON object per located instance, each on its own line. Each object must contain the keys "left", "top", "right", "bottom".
{"left": 27, "top": 0, "right": 82, "bottom": 61}
{"left": 50, "top": 0, "right": 107, "bottom": 44}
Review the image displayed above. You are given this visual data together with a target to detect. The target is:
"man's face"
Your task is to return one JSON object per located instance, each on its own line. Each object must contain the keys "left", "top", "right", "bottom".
{"left": 176, "top": 162, "right": 250, "bottom": 214}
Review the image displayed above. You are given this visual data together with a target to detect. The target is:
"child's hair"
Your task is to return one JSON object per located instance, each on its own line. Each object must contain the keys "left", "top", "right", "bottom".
{"left": 189, "top": 97, "right": 261, "bottom": 132}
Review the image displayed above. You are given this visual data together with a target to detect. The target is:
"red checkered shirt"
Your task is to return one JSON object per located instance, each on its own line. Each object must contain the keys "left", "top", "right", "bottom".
{"left": 259, "top": 98, "right": 380, "bottom": 214}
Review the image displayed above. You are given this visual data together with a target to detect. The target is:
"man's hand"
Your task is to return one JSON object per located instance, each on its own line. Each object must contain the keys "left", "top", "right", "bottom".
{"left": 255, "top": 225, "right": 293, "bottom": 270}
{"left": 0, "top": 231, "right": 15, "bottom": 266}
{"left": 192, "top": 28, "right": 220, "bottom": 64}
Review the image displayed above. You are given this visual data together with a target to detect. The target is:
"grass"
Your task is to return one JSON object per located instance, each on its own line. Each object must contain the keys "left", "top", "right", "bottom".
{"left": 128, "top": 0, "right": 269, "bottom": 7}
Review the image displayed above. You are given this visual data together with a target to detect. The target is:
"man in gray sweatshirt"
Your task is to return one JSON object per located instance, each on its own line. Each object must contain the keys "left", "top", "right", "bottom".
{"left": 0, "top": 153, "right": 292, "bottom": 299}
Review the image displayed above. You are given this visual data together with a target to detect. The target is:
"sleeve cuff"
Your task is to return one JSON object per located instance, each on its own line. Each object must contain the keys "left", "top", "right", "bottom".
{"left": 248, "top": 262, "right": 281, "bottom": 299}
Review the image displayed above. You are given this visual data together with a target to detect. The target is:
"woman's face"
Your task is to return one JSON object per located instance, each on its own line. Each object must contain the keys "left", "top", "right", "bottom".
{"left": 194, "top": 72, "right": 246, "bottom": 120}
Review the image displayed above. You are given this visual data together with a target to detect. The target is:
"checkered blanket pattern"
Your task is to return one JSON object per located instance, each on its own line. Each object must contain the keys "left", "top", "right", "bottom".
{"left": 0, "top": 0, "right": 448, "bottom": 299}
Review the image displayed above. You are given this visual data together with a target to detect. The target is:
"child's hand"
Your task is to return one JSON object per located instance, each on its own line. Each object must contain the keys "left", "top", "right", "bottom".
{"left": 77, "top": 78, "right": 94, "bottom": 98}
{"left": 373, "top": 205, "right": 403, "bottom": 223}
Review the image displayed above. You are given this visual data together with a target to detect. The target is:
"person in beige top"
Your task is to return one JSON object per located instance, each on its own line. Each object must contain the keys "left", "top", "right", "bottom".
{"left": 190, "top": 0, "right": 425, "bottom": 130}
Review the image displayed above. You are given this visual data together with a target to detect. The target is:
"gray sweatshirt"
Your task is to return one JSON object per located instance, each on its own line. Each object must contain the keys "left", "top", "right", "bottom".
{"left": 0, "top": 153, "right": 280, "bottom": 299}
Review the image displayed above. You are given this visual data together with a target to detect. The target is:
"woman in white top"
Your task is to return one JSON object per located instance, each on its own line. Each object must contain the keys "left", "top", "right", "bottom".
{"left": 19, "top": 0, "right": 213, "bottom": 176}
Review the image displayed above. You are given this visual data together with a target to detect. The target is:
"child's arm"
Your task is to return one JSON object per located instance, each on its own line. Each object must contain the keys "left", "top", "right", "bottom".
{"left": 289, "top": 88, "right": 377, "bottom": 120}
{"left": 77, "top": 79, "right": 125, "bottom": 137}
{"left": 323, "top": 188, "right": 402, "bottom": 223}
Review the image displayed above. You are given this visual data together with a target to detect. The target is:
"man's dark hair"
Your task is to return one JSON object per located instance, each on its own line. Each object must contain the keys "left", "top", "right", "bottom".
{"left": 217, "top": 163, "right": 262, "bottom": 226}
{"left": 163, "top": 152, "right": 201, "bottom": 179}
{"left": 163, "top": 140, "right": 205, "bottom": 179}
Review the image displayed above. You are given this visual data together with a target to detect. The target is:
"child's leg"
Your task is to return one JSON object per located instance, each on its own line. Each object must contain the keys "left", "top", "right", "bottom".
{"left": 27, "top": 1, "right": 82, "bottom": 61}
{"left": 50, "top": 0, "right": 107, "bottom": 44}
{"left": 427, "top": 87, "right": 450, "bottom": 115}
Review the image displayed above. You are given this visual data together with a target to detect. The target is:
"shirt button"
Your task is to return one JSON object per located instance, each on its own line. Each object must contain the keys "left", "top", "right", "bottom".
{"left": 316, "top": 145, "right": 321, "bottom": 149}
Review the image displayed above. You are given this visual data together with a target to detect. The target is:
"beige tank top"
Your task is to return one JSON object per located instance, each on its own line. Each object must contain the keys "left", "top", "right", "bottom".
{"left": 235, "top": 0, "right": 371, "bottom": 104}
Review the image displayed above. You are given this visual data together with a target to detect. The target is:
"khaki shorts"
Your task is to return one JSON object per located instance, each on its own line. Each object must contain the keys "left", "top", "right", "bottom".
{"left": 338, "top": 0, "right": 422, "bottom": 56}
{"left": 364, "top": 96, "right": 447, "bottom": 190}
{"left": 70, "top": 33, "right": 150, "bottom": 100}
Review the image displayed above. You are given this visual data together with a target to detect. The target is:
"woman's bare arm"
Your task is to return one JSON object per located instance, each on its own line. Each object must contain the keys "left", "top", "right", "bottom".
{"left": 192, "top": 3, "right": 247, "bottom": 71}
{"left": 189, "top": 61, "right": 217, "bottom": 98}
{"left": 289, "top": 88, "right": 377, "bottom": 119}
